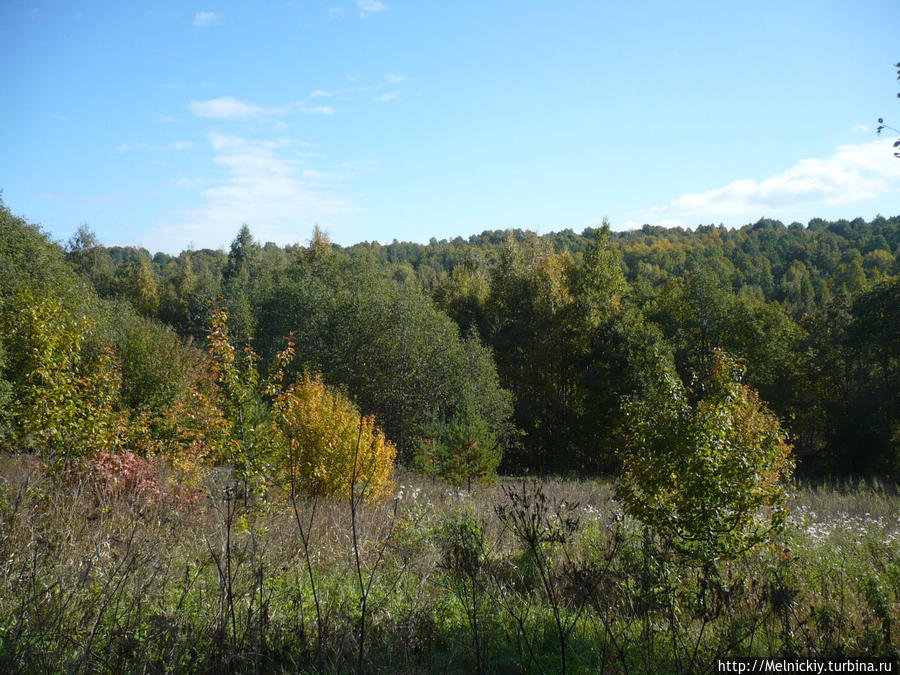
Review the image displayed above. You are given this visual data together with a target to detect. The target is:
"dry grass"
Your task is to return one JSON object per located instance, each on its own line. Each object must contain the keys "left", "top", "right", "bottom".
{"left": 0, "top": 456, "right": 897, "bottom": 673}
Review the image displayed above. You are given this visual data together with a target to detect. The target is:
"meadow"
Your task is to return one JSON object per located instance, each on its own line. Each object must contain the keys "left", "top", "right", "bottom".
{"left": 1, "top": 456, "right": 896, "bottom": 673}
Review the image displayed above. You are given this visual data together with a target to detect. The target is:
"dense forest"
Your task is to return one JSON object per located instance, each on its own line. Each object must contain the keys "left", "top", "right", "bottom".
{"left": 3, "top": 200, "right": 898, "bottom": 479}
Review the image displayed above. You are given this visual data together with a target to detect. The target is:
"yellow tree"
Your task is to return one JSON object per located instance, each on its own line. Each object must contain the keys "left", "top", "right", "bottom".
{"left": 273, "top": 372, "right": 396, "bottom": 502}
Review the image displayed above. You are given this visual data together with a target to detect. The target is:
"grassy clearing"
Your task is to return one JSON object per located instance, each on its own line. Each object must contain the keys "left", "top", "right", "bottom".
{"left": 0, "top": 458, "right": 897, "bottom": 673}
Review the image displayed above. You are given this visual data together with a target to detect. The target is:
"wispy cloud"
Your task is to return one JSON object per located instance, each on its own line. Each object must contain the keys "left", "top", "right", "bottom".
{"left": 376, "top": 92, "right": 398, "bottom": 102}
{"left": 193, "top": 11, "right": 221, "bottom": 27}
{"left": 302, "top": 169, "right": 345, "bottom": 181}
{"left": 172, "top": 177, "right": 212, "bottom": 189}
{"left": 189, "top": 96, "right": 334, "bottom": 120}
{"left": 853, "top": 124, "right": 870, "bottom": 133}
{"left": 116, "top": 141, "right": 195, "bottom": 152}
{"left": 304, "top": 105, "right": 334, "bottom": 115}
{"left": 328, "top": 7, "right": 345, "bottom": 20}
{"left": 149, "top": 133, "right": 355, "bottom": 251}
{"left": 641, "top": 139, "right": 900, "bottom": 227}
{"left": 357, "top": 0, "right": 388, "bottom": 18}
{"left": 309, "top": 89, "right": 332, "bottom": 98}
{"left": 384, "top": 73, "right": 405, "bottom": 84}
{"left": 158, "top": 115, "right": 179, "bottom": 124}
{"left": 35, "top": 191, "right": 125, "bottom": 205}
{"left": 189, "top": 97, "right": 269, "bottom": 119}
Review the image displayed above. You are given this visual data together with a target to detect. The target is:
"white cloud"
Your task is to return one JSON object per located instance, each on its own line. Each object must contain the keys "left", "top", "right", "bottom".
{"left": 328, "top": 7, "right": 345, "bottom": 20}
{"left": 384, "top": 73, "right": 405, "bottom": 84}
{"left": 116, "top": 141, "right": 194, "bottom": 152}
{"left": 193, "top": 11, "right": 220, "bottom": 27}
{"left": 376, "top": 92, "right": 398, "bottom": 102}
{"left": 309, "top": 89, "right": 332, "bottom": 98}
{"left": 642, "top": 139, "right": 900, "bottom": 226}
{"left": 357, "top": 0, "right": 388, "bottom": 18}
{"left": 189, "top": 96, "right": 334, "bottom": 120}
{"left": 853, "top": 124, "right": 870, "bottom": 133}
{"left": 149, "top": 134, "right": 356, "bottom": 251}
{"left": 189, "top": 97, "right": 269, "bottom": 119}
{"left": 302, "top": 169, "right": 345, "bottom": 180}
{"left": 303, "top": 105, "right": 334, "bottom": 115}
{"left": 158, "top": 115, "right": 179, "bottom": 124}
{"left": 173, "top": 177, "right": 211, "bottom": 189}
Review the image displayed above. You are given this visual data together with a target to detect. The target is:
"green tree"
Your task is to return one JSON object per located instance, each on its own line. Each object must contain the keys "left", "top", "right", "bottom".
{"left": 257, "top": 245, "right": 513, "bottom": 461}
{"left": 486, "top": 234, "right": 578, "bottom": 469}
{"left": 415, "top": 397, "right": 502, "bottom": 489}
{"left": 159, "top": 253, "right": 198, "bottom": 328}
{"left": 223, "top": 225, "right": 261, "bottom": 343}
{"left": 570, "top": 225, "right": 663, "bottom": 472}
{"left": 618, "top": 350, "right": 794, "bottom": 561}
{"left": 66, "top": 225, "right": 116, "bottom": 297}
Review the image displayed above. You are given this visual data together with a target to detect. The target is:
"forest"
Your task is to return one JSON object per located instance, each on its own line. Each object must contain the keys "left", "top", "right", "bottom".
{"left": 0, "top": 200, "right": 898, "bottom": 671}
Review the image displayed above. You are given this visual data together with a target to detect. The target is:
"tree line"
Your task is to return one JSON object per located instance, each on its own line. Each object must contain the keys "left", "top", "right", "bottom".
{"left": 3, "top": 200, "right": 899, "bottom": 479}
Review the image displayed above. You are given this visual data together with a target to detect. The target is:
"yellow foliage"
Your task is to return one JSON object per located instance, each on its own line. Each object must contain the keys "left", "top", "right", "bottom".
{"left": 274, "top": 374, "right": 395, "bottom": 502}
{"left": 3, "top": 291, "right": 124, "bottom": 460}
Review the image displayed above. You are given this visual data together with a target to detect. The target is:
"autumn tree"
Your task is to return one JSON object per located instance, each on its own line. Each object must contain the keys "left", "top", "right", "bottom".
{"left": 125, "top": 253, "right": 160, "bottom": 317}
{"left": 618, "top": 350, "right": 794, "bottom": 561}
{"left": 273, "top": 373, "right": 396, "bottom": 502}
{"left": 205, "top": 302, "right": 275, "bottom": 492}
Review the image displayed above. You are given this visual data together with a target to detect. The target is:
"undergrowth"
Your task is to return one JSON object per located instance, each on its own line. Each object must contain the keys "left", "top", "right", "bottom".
{"left": 0, "top": 458, "right": 897, "bottom": 673}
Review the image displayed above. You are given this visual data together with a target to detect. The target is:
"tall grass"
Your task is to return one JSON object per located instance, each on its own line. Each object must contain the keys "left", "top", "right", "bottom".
{"left": 0, "top": 458, "right": 897, "bottom": 672}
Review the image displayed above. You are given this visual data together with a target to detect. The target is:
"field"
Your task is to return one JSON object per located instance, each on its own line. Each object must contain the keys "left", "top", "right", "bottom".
{"left": 0, "top": 457, "right": 897, "bottom": 673}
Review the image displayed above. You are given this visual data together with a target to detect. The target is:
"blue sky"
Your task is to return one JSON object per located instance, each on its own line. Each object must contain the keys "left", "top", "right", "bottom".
{"left": 1, "top": 0, "right": 899, "bottom": 253}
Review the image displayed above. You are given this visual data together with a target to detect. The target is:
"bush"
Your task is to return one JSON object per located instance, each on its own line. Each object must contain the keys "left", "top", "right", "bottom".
{"left": 618, "top": 349, "right": 794, "bottom": 561}
{"left": 0, "top": 290, "right": 124, "bottom": 460}
{"left": 274, "top": 374, "right": 396, "bottom": 502}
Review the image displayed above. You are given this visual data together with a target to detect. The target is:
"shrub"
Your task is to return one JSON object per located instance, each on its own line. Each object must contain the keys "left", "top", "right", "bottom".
{"left": 618, "top": 349, "right": 794, "bottom": 562}
{"left": 0, "top": 290, "right": 124, "bottom": 460}
{"left": 274, "top": 374, "right": 396, "bottom": 502}
{"left": 84, "top": 449, "right": 162, "bottom": 503}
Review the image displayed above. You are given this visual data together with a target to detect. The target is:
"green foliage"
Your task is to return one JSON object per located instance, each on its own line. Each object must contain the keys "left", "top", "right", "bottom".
{"left": 257, "top": 247, "right": 514, "bottom": 460}
{"left": 415, "top": 398, "right": 502, "bottom": 488}
{"left": 486, "top": 234, "right": 580, "bottom": 469}
{"left": 5, "top": 199, "right": 900, "bottom": 480}
{"left": 0, "top": 290, "right": 123, "bottom": 460}
{"left": 619, "top": 350, "right": 794, "bottom": 561}
{"left": 205, "top": 303, "right": 274, "bottom": 488}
